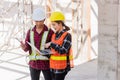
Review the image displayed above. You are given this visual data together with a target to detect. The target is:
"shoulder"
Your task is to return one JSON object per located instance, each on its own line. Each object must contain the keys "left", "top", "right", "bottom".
{"left": 64, "top": 32, "right": 72, "bottom": 40}
{"left": 44, "top": 25, "right": 53, "bottom": 32}
{"left": 26, "top": 26, "right": 36, "bottom": 35}
{"left": 27, "top": 27, "right": 34, "bottom": 33}
{"left": 64, "top": 31, "right": 71, "bottom": 37}
{"left": 49, "top": 29, "right": 54, "bottom": 34}
{"left": 26, "top": 29, "right": 31, "bottom": 35}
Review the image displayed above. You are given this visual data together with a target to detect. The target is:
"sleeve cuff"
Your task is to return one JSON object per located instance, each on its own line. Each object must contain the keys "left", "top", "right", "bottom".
{"left": 50, "top": 42, "right": 56, "bottom": 49}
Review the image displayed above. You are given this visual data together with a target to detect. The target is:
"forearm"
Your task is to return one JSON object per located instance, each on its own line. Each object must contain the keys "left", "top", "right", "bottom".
{"left": 50, "top": 42, "right": 71, "bottom": 54}
{"left": 23, "top": 29, "right": 31, "bottom": 52}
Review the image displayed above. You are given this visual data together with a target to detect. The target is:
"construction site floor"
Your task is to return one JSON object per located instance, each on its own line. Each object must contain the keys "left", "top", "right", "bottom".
{"left": 66, "top": 59, "right": 97, "bottom": 80}
{"left": 0, "top": 51, "right": 97, "bottom": 80}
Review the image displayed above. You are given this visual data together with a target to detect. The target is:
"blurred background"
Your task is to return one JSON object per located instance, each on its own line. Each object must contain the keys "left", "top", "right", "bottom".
{"left": 0, "top": 0, "right": 98, "bottom": 80}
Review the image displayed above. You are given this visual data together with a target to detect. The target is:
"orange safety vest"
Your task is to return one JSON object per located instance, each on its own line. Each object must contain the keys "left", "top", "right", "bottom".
{"left": 50, "top": 32, "right": 74, "bottom": 70}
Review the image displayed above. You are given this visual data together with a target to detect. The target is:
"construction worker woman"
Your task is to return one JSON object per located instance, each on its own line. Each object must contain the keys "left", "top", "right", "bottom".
{"left": 20, "top": 8, "right": 54, "bottom": 80}
{"left": 45, "top": 11, "right": 74, "bottom": 80}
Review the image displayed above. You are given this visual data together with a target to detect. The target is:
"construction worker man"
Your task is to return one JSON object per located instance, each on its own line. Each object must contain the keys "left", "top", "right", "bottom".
{"left": 45, "top": 11, "right": 74, "bottom": 80}
{"left": 20, "top": 8, "right": 53, "bottom": 80}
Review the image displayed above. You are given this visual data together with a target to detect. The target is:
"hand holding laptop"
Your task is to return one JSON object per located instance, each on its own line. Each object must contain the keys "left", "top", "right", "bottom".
{"left": 15, "top": 37, "right": 26, "bottom": 50}
{"left": 27, "top": 41, "right": 54, "bottom": 55}
{"left": 44, "top": 42, "right": 51, "bottom": 48}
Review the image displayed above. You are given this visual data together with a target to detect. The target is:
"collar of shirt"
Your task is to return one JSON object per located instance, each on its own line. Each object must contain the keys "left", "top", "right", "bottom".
{"left": 56, "top": 29, "right": 66, "bottom": 39}
{"left": 32, "top": 24, "right": 48, "bottom": 35}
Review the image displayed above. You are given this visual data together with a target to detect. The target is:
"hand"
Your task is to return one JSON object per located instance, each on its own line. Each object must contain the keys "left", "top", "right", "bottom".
{"left": 45, "top": 42, "right": 51, "bottom": 48}
{"left": 20, "top": 41, "right": 26, "bottom": 50}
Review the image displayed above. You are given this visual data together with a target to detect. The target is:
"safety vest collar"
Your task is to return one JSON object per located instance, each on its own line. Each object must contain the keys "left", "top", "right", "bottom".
{"left": 52, "top": 32, "right": 68, "bottom": 44}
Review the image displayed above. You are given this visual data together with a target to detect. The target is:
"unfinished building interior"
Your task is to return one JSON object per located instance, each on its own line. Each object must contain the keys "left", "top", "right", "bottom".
{"left": 0, "top": 0, "right": 98, "bottom": 80}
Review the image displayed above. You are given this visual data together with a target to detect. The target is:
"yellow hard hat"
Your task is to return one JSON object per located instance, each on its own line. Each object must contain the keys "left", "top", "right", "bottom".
{"left": 50, "top": 11, "right": 65, "bottom": 21}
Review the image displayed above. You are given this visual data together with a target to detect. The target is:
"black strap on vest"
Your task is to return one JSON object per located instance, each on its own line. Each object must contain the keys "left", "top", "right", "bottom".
{"left": 66, "top": 50, "right": 71, "bottom": 72}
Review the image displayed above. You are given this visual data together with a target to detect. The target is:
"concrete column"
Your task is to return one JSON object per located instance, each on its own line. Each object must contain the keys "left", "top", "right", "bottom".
{"left": 98, "top": 0, "right": 119, "bottom": 80}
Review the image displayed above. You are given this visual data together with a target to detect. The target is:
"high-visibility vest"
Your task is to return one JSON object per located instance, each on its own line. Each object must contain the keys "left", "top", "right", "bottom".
{"left": 50, "top": 32, "right": 74, "bottom": 70}
{"left": 29, "top": 29, "right": 49, "bottom": 60}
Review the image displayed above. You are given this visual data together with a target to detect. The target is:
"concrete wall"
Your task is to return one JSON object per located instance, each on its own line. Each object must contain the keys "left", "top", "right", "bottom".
{"left": 98, "top": 0, "right": 119, "bottom": 80}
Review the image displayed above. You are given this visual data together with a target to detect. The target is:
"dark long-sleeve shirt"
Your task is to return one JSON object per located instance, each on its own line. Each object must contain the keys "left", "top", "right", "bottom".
{"left": 50, "top": 30, "right": 72, "bottom": 54}
{"left": 24, "top": 25, "right": 54, "bottom": 70}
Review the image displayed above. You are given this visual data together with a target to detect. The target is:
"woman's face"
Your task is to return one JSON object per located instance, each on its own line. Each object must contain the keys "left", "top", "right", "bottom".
{"left": 51, "top": 22, "right": 62, "bottom": 32}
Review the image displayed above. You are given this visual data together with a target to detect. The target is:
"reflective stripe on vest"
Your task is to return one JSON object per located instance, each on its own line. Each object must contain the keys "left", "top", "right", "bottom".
{"left": 29, "top": 52, "right": 49, "bottom": 60}
{"left": 51, "top": 55, "right": 73, "bottom": 60}
{"left": 40, "top": 31, "right": 49, "bottom": 50}
{"left": 29, "top": 29, "right": 49, "bottom": 60}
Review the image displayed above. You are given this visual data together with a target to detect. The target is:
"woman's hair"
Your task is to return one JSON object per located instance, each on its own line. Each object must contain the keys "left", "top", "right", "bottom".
{"left": 55, "top": 21, "right": 70, "bottom": 31}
